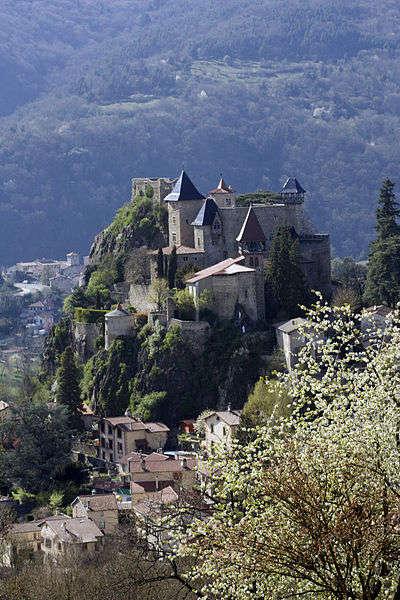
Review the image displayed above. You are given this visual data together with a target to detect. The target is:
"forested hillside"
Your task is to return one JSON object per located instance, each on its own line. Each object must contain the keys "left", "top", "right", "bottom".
{"left": 1, "top": 0, "right": 400, "bottom": 264}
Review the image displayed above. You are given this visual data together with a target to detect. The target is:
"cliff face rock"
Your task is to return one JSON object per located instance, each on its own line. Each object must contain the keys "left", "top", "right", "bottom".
{"left": 89, "top": 224, "right": 165, "bottom": 265}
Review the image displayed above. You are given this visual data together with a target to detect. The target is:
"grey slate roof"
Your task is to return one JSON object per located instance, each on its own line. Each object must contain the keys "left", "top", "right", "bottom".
{"left": 45, "top": 517, "right": 103, "bottom": 544}
{"left": 192, "top": 197, "right": 219, "bottom": 226}
{"left": 236, "top": 206, "right": 266, "bottom": 243}
{"left": 281, "top": 177, "right": 306, "bottom": 195}
{"left": 164, "top": 171, "right": 205, "bottom": 203}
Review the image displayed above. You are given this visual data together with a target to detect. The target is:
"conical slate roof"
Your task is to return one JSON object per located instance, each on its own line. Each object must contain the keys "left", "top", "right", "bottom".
{"left": 192, "top": 197, "right": 219, "bottom": 226}
{"left": 164, "top": 171, "right": 205, "bottom": 203}
{"left": 236, "top": 206, "right": 266, "bottom": 243}
{"left": 106, "top": 304, "right": 130, "bottom": 318}
{"left": 209, "top": 177, "right": 233, "bottom": 194}
{"left": 281, "top": 177, "right": 306, "bottom": 195}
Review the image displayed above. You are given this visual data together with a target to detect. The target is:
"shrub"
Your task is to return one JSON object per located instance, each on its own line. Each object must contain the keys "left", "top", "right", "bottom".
{"left": 74, "top": 308, "right": 107, "bottom": 324}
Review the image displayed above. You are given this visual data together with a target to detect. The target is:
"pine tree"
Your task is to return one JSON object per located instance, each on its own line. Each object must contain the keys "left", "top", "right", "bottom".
{"left": 56, "top": 346, "right": 83, "bottom": 430}
{"left": 364, "top": 179, "right": 400, "bottom": 307}
{"left": 266, "top": 226, "right": 309, "bottom": 317}
{"left": 156, "top": 247, "right": 164, "bottom": 278}
{"left": 167, "top": 245, "right": 177, "bottom": 289}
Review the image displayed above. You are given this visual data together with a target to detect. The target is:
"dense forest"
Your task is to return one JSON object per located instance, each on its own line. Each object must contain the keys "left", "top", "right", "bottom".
{"left": 1, "top": 0, "right": 400, "bottom": 264}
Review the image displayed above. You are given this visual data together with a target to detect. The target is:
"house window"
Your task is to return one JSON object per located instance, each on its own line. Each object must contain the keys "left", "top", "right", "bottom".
{"left": 210, "top": 424, "right": 214, "bottom": 434}
{"left": 58, "top": 543, "right": 62, "bottom": 551}
{"left": 117, "top": 442, "right": 123, "bottom": 453}
{"left": 223, "top": 426, "right": 227, "bottom": 436}
{"left": 108, "top": 425, "right": 112, "bottom": 435}
{"left": 117, "top": 428, "right": 122, "bottom": 439}
{"left": 108, "top": 439, "right": 113, "bottom": 449}
{"left": 245, "top": 290, "right": 248, "bottom": 299}
{"left": 172, "top": 233, "right": 177, "bottom": 243}
{"left": 197, "top": 237, "right": 201, "bottom": 247}
{"left": 82, "top": 543, "right": 88, "bottom": 551}
{"left": 45, "top": 539, "right": 52, "bottom": 548}
{"left": 100, "top": 422, "right": 105, "bottom": 433}
{"left": 183, "top": 256, "right": 188, "bottom": 262}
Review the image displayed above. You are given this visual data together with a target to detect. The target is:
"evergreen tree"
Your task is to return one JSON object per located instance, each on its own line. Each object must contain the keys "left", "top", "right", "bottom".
{"left": 156, "top": 247, "right": 164, "bottom": 278}
{"left": 266, "top": 226, "right": 309, "bottom": 317}
{"left": 56, "top": 347, "right": 83, "bottom": 430}
{"left": 167, "top": 245, "right": 177, "bottom": 289}
{"left": 364, "top": 179, "right": 400, "bottom": 307}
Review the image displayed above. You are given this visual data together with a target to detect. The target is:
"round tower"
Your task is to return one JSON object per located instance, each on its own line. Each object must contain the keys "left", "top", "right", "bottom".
{"left": 104, "top": 305, "right": 134, "bottom": 350}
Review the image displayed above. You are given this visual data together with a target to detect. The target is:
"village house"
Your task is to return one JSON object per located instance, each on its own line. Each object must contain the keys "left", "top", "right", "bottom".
{"left": 98, "top": 416, "right": 170, "bottom": 463}
{"left": 40, "top": 516, "right": 104, "bottom": 558}
{"left": 126, "top": 452, "right": 197, "bottom": 499}
{"left": 201, "top": 408, "right": 242, "bottom": 454}
{"left": 71, "top": 494, "right": 118, "bottom": 534}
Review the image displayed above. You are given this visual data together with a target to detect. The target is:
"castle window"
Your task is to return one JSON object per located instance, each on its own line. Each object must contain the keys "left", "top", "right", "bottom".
{"left": 249, "top": 257, "right": 254, "bottom": 266}
{"left": 172, "top": 217, "right": 176, "bottom": 224}
{"left": 197, "top": 237, "right": 201, "bottom": 246}
{"left": 225, "top": 199, "right": 231, "bottom": 206}
{"left": 245, "top": 290, "right": 248, "bottom": 299}
{"left": 172, "top": 233, "right": 177, "bottom": 243}
{"left": 183, "top": 257, "right": 188, "bottom": 262}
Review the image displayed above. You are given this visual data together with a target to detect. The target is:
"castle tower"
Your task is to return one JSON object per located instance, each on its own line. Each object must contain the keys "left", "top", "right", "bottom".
{"left": 164, "top": 171, "right": 205, "bottom": 247}
{"left": 236, "top": 206, "right": 267, "bottom": 320}
{"left": 104, "top": 305, "right": 134, "bottom": 350}
{"left": 192, "top": 197, "right": 224, "bottom": 264}
{"left": 209, "top": 177, "right": 236, "bottom": 208}
{"left": 236, "top": 206, "right": 266, "bottom": 269}
{"left": 281, "top": 177, "right": 306, "bottom": 205}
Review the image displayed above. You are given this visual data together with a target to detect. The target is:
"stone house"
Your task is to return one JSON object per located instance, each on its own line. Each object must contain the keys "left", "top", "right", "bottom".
{"left": 274, "top": 317, "right": 308, "bottom": 371}
{"left": 71, "top": 494, "right": 118, "bottom": 534}
{"left": 98, "top": 416, "right": 169, "bottom": 463}
{"left": 125, "top": 452, "right": 197, "bottom": 498}
{"left": 186, "top": 256, "right": 261, "bottom": 323}
{"left": 41, "top": 517, "right": 104, "bottom": 558}
{"left": 201, "top": 409, "right": 242, "bottom": 454}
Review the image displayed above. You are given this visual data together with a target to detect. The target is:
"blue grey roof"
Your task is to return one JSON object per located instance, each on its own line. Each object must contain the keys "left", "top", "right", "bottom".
{"left": 164, "top": 171, "right": 205, "bottom": 203}
{"left": 192, "top": 197, "right": 219, "bottom": 226}
{"left": 281, "top": 177, "right": 306, "bottom": 195}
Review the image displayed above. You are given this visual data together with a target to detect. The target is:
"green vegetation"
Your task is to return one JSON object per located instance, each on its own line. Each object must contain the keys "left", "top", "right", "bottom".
{"left": 55, "top": 347, "right": 83, "bottom": 430}
{"left": 0, "top": 402, "right": 73, "bottom": 494}
{"left": 74, "top": 308, "right": 107, "bottom": 324}
{"left": 364, "top": 179, "right": 400, "bottom": 307}
{"left": 266, "top": 225, "right": 310, "bottom": 318}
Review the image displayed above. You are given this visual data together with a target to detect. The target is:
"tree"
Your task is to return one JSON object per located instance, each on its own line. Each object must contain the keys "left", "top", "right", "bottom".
{"left": 241, "top": 377, "right": 290, "bottom": 428}
{"left": 266, "top": 226, "right": 309, "bottom": 318}
{"left": 55, "top": 347, "right": 83, "bottom": 430}
{"left": 0, "top": 402, "right": 72, "bottom": 494}
{"left": 364, "top": 179, "right": 400, "bottom": 307}
{"left": 179, "top": 301, "right": 400, "bottom": 599}
{"left": 167, "top": 246, "right": 177, "bottom": 289}
{"left": 173, "top": 289, "right": 196, "bottom": 320}
{"left": 156, "top": 247, "right": 164, "bottom": 278}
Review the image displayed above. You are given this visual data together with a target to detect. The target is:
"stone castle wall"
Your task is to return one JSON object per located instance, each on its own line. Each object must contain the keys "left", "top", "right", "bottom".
{"left": 74, "top": 322, "right": 103, "bottom": 360}
{"left": 169, "top": 319, "right": 211, "bottom": 355}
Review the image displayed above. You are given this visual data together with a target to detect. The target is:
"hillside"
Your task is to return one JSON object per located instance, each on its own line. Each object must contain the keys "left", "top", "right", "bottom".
{"left": 1, "top": 0, "right": 400, "bottom": 264}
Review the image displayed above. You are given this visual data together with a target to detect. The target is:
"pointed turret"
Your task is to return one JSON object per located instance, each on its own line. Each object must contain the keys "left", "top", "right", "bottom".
{"left": 164, "top": 171, "right": 204, "bottom": 203}
{"left": 192, "top": 197, "right": 219, "bottom": 227}
{"left": 209, "top": 175, "right": 236, "bottom": 208}
{"left": 236, "top": 206, "right": 266, "bottom": 244}
{"left": 281, "top": 177, "right": 306, "bottom": 204}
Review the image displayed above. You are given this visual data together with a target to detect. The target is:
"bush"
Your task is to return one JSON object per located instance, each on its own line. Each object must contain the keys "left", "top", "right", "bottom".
{"left": 74, "top": 308, "right": 107, "bottom": 324}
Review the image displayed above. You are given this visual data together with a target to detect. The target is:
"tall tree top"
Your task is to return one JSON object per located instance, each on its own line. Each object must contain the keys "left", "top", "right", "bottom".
{"left": 376, "top": 178, "right": 400, "bottom": 238}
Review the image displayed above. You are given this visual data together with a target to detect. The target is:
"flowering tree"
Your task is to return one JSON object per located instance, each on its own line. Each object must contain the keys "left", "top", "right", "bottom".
{"left": 178, "top": 300, "right": 400, "bottom": 599}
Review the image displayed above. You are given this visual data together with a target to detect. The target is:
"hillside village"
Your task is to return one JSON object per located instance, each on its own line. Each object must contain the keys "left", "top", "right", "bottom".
{"left": 1, "top": 170, "right": 399, "bottom": 597}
